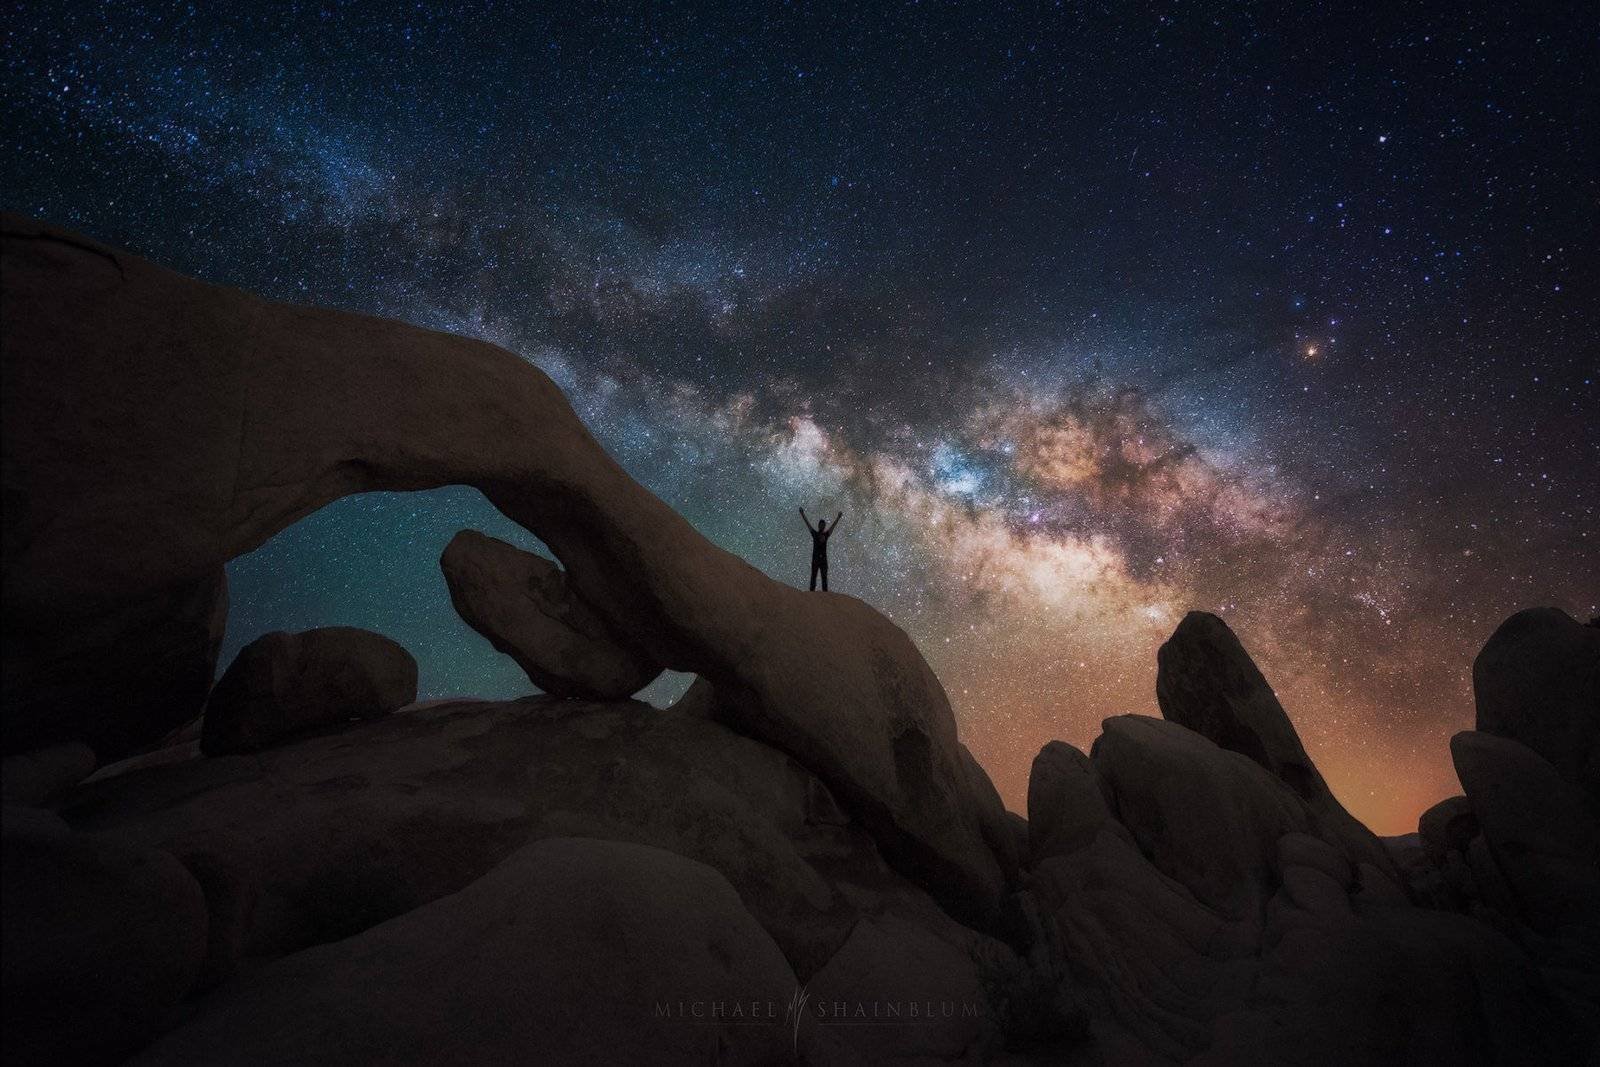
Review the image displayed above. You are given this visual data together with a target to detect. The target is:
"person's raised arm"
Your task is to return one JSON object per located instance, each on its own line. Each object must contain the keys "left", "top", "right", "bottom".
{"left": 832, "top": 511, "right": 843, "bottom": 532}
{"left": 799, "top": 506, "right": 814, "bottom": 532}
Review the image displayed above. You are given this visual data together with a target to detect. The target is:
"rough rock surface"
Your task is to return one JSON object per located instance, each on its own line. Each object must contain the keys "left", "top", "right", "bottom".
{"left": 1023, "top": 731, "right": 1581, "bottom": 1066}
{"left": 68, "top": 697, "right": 980, "bottom": 984}
{"left": 960, "top": 743, "right": 1025, "bottom": 883}
{"left": 1, "top": 564, "right": 227, "bottom": 761}
{"left": 0, "top": 216, "right": 1003, "bottom": 919}
{"left": 1156, "top": 611, "right": 1397, "bottom": 879}
{"left": 803, "top": 912, "right": 1002, "bottom": 1065}
{"left": 2, "top": 807, "right": 208, "bottom": 1066}
{"left": 200, "top": 627, "right": 418, "bottom": 755}
{"left": 1472, "top": 607, "right": 1599, "bottom": 806}
{"left": 1451, "top": 731, "right": 1600, "bottom": 934}
{"left": 439, "top": 528, "right": 661, "bottom": 698}
{"left": 1094, "top": 715, "right": 1311, "bottom": 921}
{"left": 133, "top": 838, "right": 799, "bottom": 1066}
{"left": 1417, "top": 795, "right": 1478, "bottom": 862}
{"left": 1, "top": 742, "right": 96, "bottom": 805}
{"left": 1027, "top": 740, "right": 1116, "bottom": 864}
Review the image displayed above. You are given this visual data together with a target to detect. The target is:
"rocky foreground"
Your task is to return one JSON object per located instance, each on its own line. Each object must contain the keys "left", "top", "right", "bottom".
{"left": 3, "top": 217, "right": 1597, "bottom": 1065}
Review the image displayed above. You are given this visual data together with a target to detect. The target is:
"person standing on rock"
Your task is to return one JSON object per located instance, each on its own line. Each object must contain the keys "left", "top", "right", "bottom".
{"left": 799, "top": 507, "right": 842, "bottom": 591}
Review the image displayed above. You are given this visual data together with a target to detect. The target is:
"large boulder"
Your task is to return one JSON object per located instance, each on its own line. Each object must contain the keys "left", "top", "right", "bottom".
{"left": 2, "top": 806, "right": 208, "bottom": 1066}
{"left": 1450, "top": 730, "right": 1600, "bottom": 935}
{"left": 1091, "top": 715, "right": 1309, "bottom": 921}
{"left": 1156, "top": 612, "right": 1397, "bottom": 879}
{"left": 133, "top": 837, "right": 798, "bottom": 1066}
{"left": 1472, "top": 608, "right": 1599, "bottom": 806}
{"left": 1026, "top": 740, "right": 1117, "bottom": 863}
{"left": 200, "top": 627, "right": 418, "bottom": 755}
{"left": 439, "top": 529, "right": 661, "bottom": 698}
{"left": 0, "top": 216, "right": 1000, "bottom": 920}
{"left": 66, "top": 697, "right": 966, "bottom": 983}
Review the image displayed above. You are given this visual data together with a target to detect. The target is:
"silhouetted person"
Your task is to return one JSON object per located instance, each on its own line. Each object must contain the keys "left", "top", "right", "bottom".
{"left": 799, "top": 507, "right": 842, "bottom": 591}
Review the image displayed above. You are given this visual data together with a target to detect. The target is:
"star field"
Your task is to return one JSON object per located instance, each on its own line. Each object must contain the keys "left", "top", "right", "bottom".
{"left": 4, "top": 2, "right": 1596, "bottom": 832}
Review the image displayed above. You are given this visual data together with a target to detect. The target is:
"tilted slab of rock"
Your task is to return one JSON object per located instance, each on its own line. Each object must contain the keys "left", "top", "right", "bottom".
{"left": 1416, "top": 794, "right": 1478, "bottom": 870}
{"left": 0, "top": 216, "right": 1003, "bottom": 921}
{"left": 439, "top": 529, "right": 661, "bottom": 698}
{"left": 1156, "top": 611, "right": 1398, "bottom": 880}
{"left": 200, "top": 627, "right": 418, "bottom": 755}
{"left": 959, "top": 742, "right": 1026, "bottom": 884}
{"left": 1027, "top": 739, "right": 1120, "bottom": 864}
{"left": 1472, "top": 607, "right": 1599, "bottom": 809}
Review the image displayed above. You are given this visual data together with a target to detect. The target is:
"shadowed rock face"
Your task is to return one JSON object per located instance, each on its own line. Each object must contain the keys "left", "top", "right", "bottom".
{"left": 67, "top": 696, "right": 989, "bottom": 984}
{"left": 1156, "top": 611, "right": 1398, "bottom": 880}
{"left": 1027, "top": 740, "right": 1115, "bottom": 864}
{"left": 1417, "top": 794, "right": 1478, "bottom": 863}
{"left": 200, "top": 627, "right": 418, "bottom": 755}
{"left": 132, "top": 838, "right": 801, "bottom": 1067}
{"left": 1157, "top": 613, "right": 1313, "bottom": 792}
{"left": 1451, "top": 731, "right": 1600, "bottom": 933}
{"left": 1093, "top": 715, "right": 1310, "bottom": 921}
{"left": 0, "top": 215, "right": 1003, "bottom": 921}
{"left": 439, "top": 529, "right": 662, "bottom": 698}
{"left": 1473, "top": 607, "right": 1599, "bottom": 809}
{"left": 2, "top": 566, "right": 227, "bottom": 761}
{"left": 1, "top": 743, "right": 97, "bottom": 806}
{"left": 2, "top": 808, "right": 208, "bottom": 1067}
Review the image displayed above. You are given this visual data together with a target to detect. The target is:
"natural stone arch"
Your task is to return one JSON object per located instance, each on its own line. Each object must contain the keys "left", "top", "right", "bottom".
{"left": 1, "top": 215, "right": 1006, "bottom": 922}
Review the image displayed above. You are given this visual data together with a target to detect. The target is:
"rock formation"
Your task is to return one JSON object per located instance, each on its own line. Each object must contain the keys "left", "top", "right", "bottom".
{"left": 0, "top": 214, "right": 1003, "bottom": 926}
{"left": 132, "top": 838, "right": 801, "bottom": 1066}
{"left": 1157, "top": 611, "right": 1399, "bottom": 880}
{"left": 200, "top": 627, "right": 418, "bottom": 755}
{"left": 67, "top": 696, "right": 1002, "bottom": 988}
{"left": 1472, "top": 607, "right": 1599, "bottom": 809}
{"left": 1, "top": 742, "right": 96, "bottom": 805}
{"left": 1, "top": 807, "right": 208, "bottom": 1065}
{"left": 439, "top": 529, "right": 662, "bottom": 698}
{"left": 3, "top": 218, "right": 1596, "bottom": 1064}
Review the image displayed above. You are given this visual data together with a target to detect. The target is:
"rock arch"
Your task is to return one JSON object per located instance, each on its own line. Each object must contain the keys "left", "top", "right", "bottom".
{"left": 1, "top": 215, "right": 1005, "bottom": 920}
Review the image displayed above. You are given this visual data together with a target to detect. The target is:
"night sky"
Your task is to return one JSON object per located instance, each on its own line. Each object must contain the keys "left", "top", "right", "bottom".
{"left": 5, "top": 3, "right": 1596, "bottom": 833}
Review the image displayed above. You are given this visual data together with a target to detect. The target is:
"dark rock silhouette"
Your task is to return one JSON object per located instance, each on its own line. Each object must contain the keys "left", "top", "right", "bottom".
{"left": 1451, "top": 731, "right": 1600, "bottom": 934}
{"left": 439, "top": 529, "right": 662, "bottom": 698}
{"left": 2, "top": 218, "right": 1595, "bottom": 1064}
{"left": 1026, "top": 740, "right": 1113, "bottom": 863}
{"left": 133, "top": 838, "right": 800, "bottom": 1066}
{"left": 1472, "top": 607, "right": 1599, "bottom": 809}
{"left": 200, "top": 627, "right": 418, "bottom": 756}
{"left": 1157, "top": 611, "right": 1400, "bottom": 881}
{"left": 67, "top": 695, "right": 1010, "bottom": 991}
{"left": 1095, "top": 714, "right": 1310, "bottom": 919}
{"left": 1, "top": 807, "right": 208, "bottom": 1065}
{"left": 1, "top": 742, "right": 96, "bottom": 805}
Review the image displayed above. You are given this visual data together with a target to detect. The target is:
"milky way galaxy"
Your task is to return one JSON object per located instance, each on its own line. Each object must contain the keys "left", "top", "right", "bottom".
{"left": 4, "top": 3, "right": 1595, "bottom": 831}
